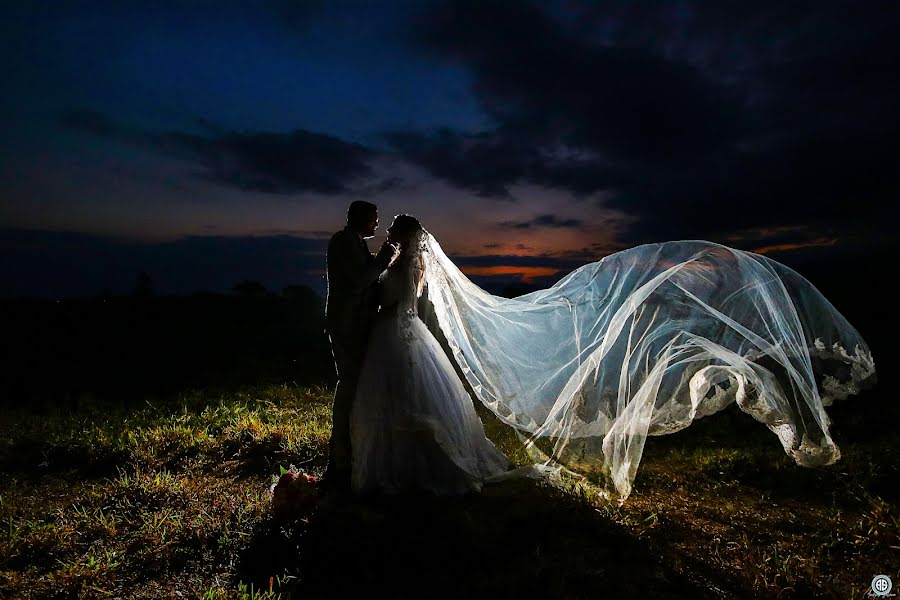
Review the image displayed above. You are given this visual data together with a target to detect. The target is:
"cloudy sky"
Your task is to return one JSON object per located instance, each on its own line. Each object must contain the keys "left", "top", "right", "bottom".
{"left": 1, "top": 0, "right": 897, "bottom": 297}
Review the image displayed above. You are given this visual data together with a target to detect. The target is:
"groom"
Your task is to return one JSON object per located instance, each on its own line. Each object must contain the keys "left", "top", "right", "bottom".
{"left": 322, "top": 200, "right": 395, "bottom": 492}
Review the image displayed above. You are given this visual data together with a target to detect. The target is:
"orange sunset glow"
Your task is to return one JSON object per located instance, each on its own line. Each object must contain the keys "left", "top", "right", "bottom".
{"left": 460, "top": 265, "right": 561, "bottom": 283}
{"left": 752, "top": 238, "right": 839, "bottom": 255}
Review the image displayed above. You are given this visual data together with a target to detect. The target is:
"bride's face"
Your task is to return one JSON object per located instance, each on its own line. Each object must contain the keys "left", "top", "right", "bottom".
{"left": 387, "top": 217, "right": 420, "bottom": 248}
{"left": 386, "top": 221, "right": 401, "bottom": 246}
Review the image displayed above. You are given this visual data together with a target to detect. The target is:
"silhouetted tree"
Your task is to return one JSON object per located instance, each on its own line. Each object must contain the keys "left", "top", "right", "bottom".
{"left": 232, "top": 280, "right": 267, "bottom": 297}
{"left": 133, "top": 271, "right": 154, "bottom": 298}
{"left": 282, "top": 284, "right": 319, "bottom": 302}
{"left": 191, "top": 290, "right": 222, "bottom": 299}
{"left": 282, "top": 284, "right": 324, "bottom": 314}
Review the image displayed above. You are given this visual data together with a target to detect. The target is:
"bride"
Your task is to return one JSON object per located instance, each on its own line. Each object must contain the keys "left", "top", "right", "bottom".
{"left": 350, "top": 215, "right": 512, "bottom": 494}
{"left": 349, "top": 214, "right": 877, "bottom": 498}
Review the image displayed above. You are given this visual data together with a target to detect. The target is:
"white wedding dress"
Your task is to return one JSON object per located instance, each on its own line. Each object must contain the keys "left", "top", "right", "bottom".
{"left": 351, "top": 230, "right": 876, "bottom": 499}
{"left": 350, "top": 240, "right": 512, "bottom": 495}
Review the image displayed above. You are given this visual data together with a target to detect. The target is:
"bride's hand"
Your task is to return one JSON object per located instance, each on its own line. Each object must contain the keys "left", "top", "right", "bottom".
{"left": 376, "top": 240, "right": 399, "bottom": 264}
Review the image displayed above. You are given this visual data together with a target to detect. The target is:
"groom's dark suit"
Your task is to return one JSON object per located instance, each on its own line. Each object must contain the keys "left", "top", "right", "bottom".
{"left": 325, "top": 226, "right": 393, "bottom": 480}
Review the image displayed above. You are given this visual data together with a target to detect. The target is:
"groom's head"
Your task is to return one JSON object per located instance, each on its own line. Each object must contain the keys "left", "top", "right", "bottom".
{"left": 347, "top": 200, "right": 378, "bottom": 238}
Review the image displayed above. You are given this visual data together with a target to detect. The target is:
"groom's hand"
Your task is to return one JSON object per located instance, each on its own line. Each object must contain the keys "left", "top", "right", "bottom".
{"left": 375, "top": 240, "right": 397, "bottom": 267}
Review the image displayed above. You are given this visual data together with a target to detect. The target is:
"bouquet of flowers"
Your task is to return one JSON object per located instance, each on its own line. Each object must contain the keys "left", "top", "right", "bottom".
{"left": 271, "top": 465, "right": 319, "bottom": 517}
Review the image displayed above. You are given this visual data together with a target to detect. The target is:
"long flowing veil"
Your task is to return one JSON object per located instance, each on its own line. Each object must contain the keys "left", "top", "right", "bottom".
{"left": 417, "top": 231, "right": 876, "bottom": 498}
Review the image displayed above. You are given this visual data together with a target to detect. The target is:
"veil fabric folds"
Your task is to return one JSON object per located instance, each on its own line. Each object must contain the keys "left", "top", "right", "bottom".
{"left": 417, "top": 232, "right": 876, "bottom": 498}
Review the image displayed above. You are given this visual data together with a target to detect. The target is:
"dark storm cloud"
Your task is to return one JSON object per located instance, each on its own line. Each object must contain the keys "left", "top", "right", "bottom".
{"left": 721, "top": 224, "right": 840, "bottom": 251}
{"left": 388, "top": 0, "right": 744, "bottom": 201}
{"left": 499, "top": 214, "right": 583, "bottom": 229}
{"left": 413, "top": 0, "right": 744, "bottom": 159}
{"left": 60, "top": 108, "right": 388, "bottom": 196}
{"left": 398, "top": 0, "right": 900, "bottom": 244}
{"left": 384, "top": 127, "right": 633, "bottom": 201}
{"left": 384, "top": 129, "right": 532, "bottom": 199}
{"left": 0, "top": 229, "right": 328, "bottom": 298}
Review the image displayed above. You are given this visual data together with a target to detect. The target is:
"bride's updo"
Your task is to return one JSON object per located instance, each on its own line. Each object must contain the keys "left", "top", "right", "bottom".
{"left": 389, "top": 214, "right": 423, "bottom": 247}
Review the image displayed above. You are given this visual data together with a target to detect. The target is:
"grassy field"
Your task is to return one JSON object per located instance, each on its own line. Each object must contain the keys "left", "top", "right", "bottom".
{"left": 0, "top": 383, "right": 896, "bottom": 599}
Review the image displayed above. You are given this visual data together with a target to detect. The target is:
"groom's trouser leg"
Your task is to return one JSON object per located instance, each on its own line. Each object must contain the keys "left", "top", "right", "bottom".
{"left": 328, "top": 334, "right": 362, "bottom": 475}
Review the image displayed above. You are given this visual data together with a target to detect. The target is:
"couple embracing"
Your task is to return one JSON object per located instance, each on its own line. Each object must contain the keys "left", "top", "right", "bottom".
{"left": 319, "top": 200, "right": 876, "bottom": 501}
{"left": 322, "top": 200, "right": 510, "bottom": 496}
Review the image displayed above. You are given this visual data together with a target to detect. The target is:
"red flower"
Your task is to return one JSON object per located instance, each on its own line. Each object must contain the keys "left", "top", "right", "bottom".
{"left": 278, "top": 472, "right": 298, "bottom": 486}
{"left": 271, "top": 469, "right": 319, "bottom": 517}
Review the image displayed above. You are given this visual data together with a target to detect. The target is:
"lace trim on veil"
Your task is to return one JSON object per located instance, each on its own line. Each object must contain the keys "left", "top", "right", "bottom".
{"left": 810, "top": 339, "right": 877, "bottom": 404}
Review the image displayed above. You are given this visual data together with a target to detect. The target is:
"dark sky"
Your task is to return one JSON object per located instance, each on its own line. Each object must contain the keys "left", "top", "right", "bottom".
{"left": 2, "top": 0, "right": 898, "bottom": 297}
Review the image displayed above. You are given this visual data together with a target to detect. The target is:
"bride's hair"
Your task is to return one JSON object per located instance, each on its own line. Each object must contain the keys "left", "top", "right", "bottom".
{"left": 389, "top": 216, "right": 426, "bottom": 290}
{"left": 391, "top": 214, "right": 422, "bottom": 241}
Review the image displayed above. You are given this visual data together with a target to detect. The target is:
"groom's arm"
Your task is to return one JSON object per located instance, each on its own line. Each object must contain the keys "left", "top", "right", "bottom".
{"left": 328, "top": 232, "right": 393, "bottom": 293}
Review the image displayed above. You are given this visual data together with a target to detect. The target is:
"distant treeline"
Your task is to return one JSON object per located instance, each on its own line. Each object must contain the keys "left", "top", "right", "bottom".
{"left": 0, "top": 287, "right": 332, "bottom": 409}
{"left": 0, "top": 248, "right": 893, "bottom": 414}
